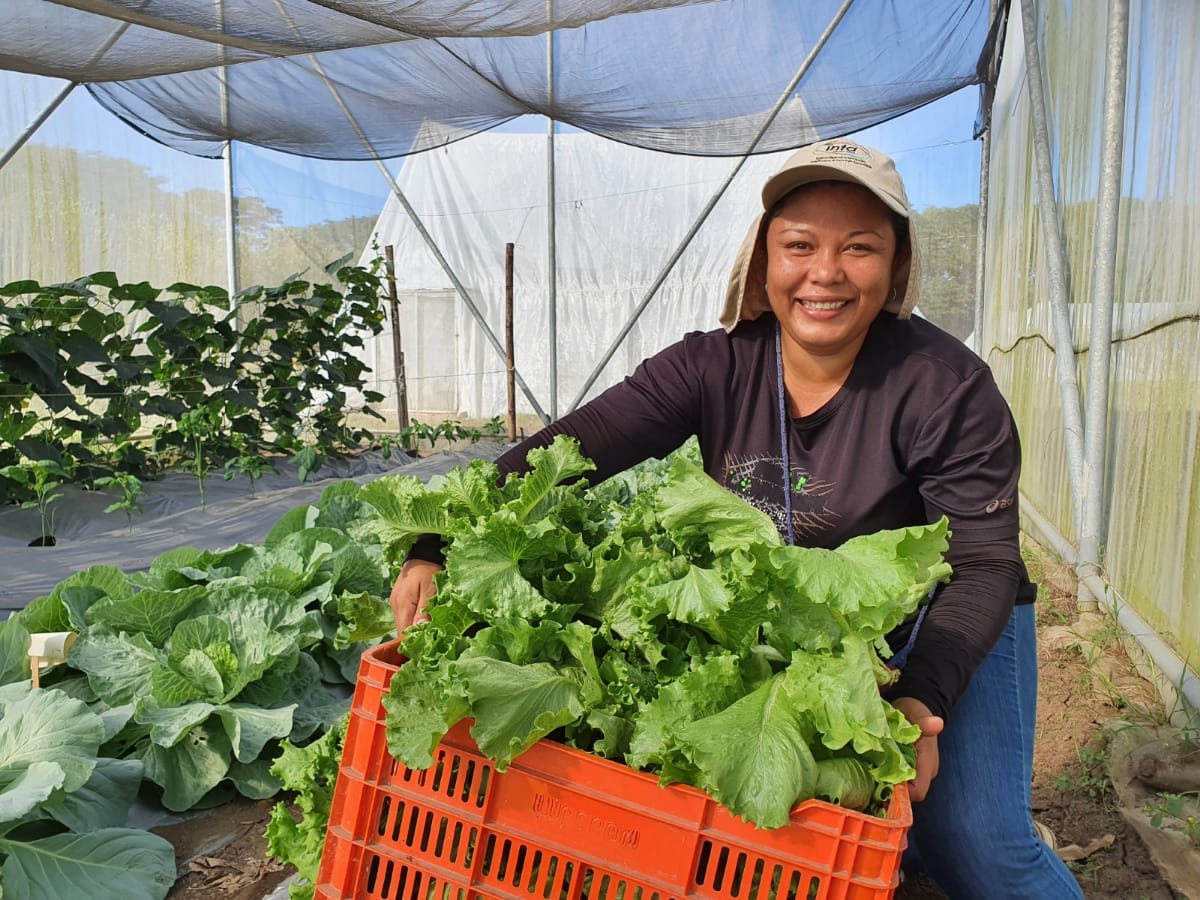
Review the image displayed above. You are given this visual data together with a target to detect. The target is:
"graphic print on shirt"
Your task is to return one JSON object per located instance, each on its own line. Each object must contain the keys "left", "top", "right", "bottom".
{"left": 722, "top": 452, "right": 838, "bottom": 540}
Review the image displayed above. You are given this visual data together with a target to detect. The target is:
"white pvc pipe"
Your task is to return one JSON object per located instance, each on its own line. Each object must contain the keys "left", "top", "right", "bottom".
{"left": 1077, "top": 0, "right": 1129, "bottom": 603}
{"left": 1019, "top": 0, "right": 1087, "bottom": 536}
{"left": 1021, "top": 494, "right": 1200, "bottom": 717}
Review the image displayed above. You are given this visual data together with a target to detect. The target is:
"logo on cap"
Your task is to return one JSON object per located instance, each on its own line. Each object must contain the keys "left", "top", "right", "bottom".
{"left": 814, "top": 142, "right": 872, "bottom": 164}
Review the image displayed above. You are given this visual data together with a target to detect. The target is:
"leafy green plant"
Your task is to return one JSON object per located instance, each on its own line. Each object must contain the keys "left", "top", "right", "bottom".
{"left": 0, "top": 686, "right": 177, "bottom": 899}
{"left": 295, "top": 445, "right": 325, "bottom": 484}
{"left": 1054, "top": 742, "right": 1113, "bottom": 801}
{"left": 399, "top": 418, "right": 441, "bottom": 451}
{"left": 177, "top": 407, "right": 221, "bottom": 508}
{"left": 94, "top": 471, "right": 144, "bottom": 531}
{"left": 1, "top": 262, "right": 388, "bottom": 495}
{"left": 1144, "top": 790, "right": 1200, "bottom": 842}
{"left": 265, "top": 715, "right": 349, "bottom": 900}
{"left": 482, "top": 415, "right": 506, "bottom": 440}
{"left": 375, "top": 433, "right": 414, "bottom": 461}
{"left": 0, "top": 458, "right": 66, "bottom": 545}
{"left": 359, "top": 436, "right": 952, "bottom": 827}
{"left": 10, "top": 479, "right": 390, "bottom": 812}
{"left": 224, "top": 453, "right": 279, "bottom": 496}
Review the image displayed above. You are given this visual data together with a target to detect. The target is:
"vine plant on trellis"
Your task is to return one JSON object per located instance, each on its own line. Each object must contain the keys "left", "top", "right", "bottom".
{"left": 0, "top": 256, "right": 387, "bottom": 510}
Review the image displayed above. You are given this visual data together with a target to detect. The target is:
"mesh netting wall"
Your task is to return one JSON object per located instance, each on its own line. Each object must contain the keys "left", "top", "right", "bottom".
{"left": 984, "top": 0, "right": 1200, "bottom": 669}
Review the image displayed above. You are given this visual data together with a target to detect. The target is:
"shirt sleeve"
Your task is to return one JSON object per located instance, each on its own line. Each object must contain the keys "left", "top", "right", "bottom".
{"left": 886, "top": 366, "right": 1026, "bottom": 719}
{"left": 494, "top": 335, "right": 704, "bottom": 481}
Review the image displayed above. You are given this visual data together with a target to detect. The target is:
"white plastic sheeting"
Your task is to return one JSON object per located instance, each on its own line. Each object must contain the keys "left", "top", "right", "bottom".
{"left": 0, "top": 444, "right": 505, "bottom": 612}
{"left": 358, "top": 123, "right": 980, "bottom": 421}
{"left": 983, "top": 0, "right": 1200, "bottom": 676}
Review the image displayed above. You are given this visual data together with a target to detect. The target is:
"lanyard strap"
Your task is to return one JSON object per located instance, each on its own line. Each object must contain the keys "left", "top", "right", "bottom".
{"left": 777, "top": 320, "right": 930, "bottom": 666}
{"left": 775, "top": 321, "right": 795, "bottom": 546}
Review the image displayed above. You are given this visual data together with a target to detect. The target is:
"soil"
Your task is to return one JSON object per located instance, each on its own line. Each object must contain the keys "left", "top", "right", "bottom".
{"left": 153, "top": 536, "right": 1191, "bottom": 900}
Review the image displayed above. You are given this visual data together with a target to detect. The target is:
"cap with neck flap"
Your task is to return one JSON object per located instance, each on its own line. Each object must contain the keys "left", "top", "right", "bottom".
{"left": 720, "top": 139, "right": 922, "bottom": 332}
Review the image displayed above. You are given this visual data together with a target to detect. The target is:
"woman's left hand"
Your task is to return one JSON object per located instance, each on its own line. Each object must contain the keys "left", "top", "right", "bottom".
{"left": 891, "top": 696, "right": 944, "bottom": 802}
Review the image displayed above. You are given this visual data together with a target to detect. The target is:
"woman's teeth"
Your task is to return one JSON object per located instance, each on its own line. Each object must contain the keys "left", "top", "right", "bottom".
{"left": 801, "top": 299, "right": 850, "bottom": 310}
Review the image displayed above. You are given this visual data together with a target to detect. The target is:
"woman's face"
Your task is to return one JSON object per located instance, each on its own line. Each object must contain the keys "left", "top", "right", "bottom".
{"left": 764, "top": 181, "right": 904, "bottom": 362}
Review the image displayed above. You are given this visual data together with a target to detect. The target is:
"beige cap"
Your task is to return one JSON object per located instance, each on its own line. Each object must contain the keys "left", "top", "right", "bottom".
{"left": 720, "top": 139, "right": 922, "bottom": 332}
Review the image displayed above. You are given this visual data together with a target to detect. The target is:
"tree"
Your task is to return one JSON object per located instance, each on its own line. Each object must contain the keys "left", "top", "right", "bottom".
{"left": 912, "top": 204, "right": 979, "bottom": 341}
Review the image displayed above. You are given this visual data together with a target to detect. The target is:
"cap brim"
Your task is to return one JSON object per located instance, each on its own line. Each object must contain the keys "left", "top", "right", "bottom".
{"left": 762, "top": 165, "right": 910, "bottom": 219}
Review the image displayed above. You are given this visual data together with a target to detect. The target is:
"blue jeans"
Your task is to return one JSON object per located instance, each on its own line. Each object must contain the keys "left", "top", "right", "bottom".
{"left": 903, "top": 603, "right": 1084, "bottom": 899}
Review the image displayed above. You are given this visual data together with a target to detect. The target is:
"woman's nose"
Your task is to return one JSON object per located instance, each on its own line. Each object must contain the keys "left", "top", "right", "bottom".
{"left": 807, "top": 247, "right": 843, "bottom": 283}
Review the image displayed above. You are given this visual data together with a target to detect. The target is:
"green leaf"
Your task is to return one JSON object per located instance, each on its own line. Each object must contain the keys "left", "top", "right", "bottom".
{"left": 813, "top": 757, "right": 875, "bottom": 811}
{"left": 0, "top": 691, "right": 103, "bottom": 795}
{"left": 266, "top": 716, "right": 347, "bottom": 894}
{"left": 331, "top": 592, "right": 394, "bottom": 649}
{"left": 70, "top": 631, "right": 161, "bottom": 707}
{"left": 676, "top": 676, "right": 820, "bottom": 828}
{"left": 442, "top": 514, "right": 552, "bottom": 621}
{"left": 42, "top": 758, "right": 144, "bottom": 832}
{"left": 781, "top": 638, "right": 910, "bottom": 758}
{"left": 0, "top": 828, "right": 176, "bottom": 900}
{"left": 627, "top": 653, "right": 745, "bottom": 770}
{"left": 0, "top": 761, "right": 65, "bottom": 824}
{"left": 383, "top": 658, "right": 470, "bottom": 770}
{"left": 655, "top": 456, "right": 783, "bottom": 554}
{"left": 358, "top": 475, "right": 453, "bottom": 562}
{"left": 227, "top": 757, "right": 281, "bottom": 800}
{"left": 457, "top": 657, "right": 585, "bottom": 770}
{"left": 85, "top": 585, "right": 207, "bottom": 645}
{"left": 507, "top": 437, "right": 596, "bottom": 522}
{"left": 0, "top": 618, "right": 31, "bottom": 686}
{"left": 139, "top": 719, "right": 233, "bottom": 811}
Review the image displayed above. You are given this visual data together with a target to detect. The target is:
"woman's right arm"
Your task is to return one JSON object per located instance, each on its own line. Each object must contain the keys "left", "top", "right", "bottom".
{"left": 388, "top": 333, "right": 710, "bottom": 633}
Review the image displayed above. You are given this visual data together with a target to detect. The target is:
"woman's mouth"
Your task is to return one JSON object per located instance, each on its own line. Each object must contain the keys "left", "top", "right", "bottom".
{"left": 799, "top": 298, "right": 851, "bottom": 311}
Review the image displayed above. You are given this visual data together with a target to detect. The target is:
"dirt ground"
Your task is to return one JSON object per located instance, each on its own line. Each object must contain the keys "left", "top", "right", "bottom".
{"left": 155, "top": 535, "right": 1191, "bottom": 900}
{"left": 897, "top": 537, "right": 1190, "bottom": 900}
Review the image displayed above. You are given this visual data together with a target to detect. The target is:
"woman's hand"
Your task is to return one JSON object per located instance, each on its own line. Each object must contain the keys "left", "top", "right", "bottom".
{"left": 389, "top": 558, "right": 443, "bottom": 634}
{"left": 891, "top": 696, "right": 944, "bottom": 802}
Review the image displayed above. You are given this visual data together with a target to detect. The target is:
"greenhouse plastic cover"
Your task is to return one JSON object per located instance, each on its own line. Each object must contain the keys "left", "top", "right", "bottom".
{"left": 3, "top": 0, "right": 1004, "bottom": 159}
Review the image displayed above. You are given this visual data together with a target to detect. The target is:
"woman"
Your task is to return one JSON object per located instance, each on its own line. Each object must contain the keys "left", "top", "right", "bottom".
{"left": 392, "top": 140, "right": 1082, "bottom": 899}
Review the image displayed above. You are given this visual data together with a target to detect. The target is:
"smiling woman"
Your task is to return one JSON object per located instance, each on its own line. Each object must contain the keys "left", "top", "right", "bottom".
{"left": 392, "top": 138, "right": 1085, "bottom": 898}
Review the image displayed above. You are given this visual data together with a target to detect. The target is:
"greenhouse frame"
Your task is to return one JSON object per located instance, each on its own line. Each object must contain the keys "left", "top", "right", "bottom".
{"left": 1, "top": 0, "right": 1198, "bottom": 893}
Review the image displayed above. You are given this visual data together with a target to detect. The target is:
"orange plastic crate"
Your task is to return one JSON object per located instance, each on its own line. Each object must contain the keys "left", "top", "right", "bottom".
{"left": 317, "top": 639, "right": 911, "bottom": 900}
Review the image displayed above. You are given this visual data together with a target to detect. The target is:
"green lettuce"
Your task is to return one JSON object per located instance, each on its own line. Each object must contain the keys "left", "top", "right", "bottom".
{"left": 365, "top": 436, "right": 951, "bottom": 828}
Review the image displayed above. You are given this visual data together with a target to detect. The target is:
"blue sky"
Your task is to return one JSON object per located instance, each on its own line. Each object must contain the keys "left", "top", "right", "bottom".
{"left": 3, "top": 71, "right": 984, "bottom": 226}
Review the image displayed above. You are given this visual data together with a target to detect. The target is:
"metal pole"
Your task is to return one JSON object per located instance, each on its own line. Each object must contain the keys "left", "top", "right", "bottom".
{"left": 506, "top": 243, "right": 517, "bottom": 443}
{"left": 384, "top": 245, "right": 410, "bottom": 431}
{"left": 0, "top": 15, "right": 132, "bottom": 174}
{"left": 972, "top": 127, "right": 992, "bottom": 356}
{"left": 1078, "top": 0, "right": 1130, "bottom": 606}
{"left": 971, "top": 0, "right": 1004, "bottom": 356}
{"left": 0, "top": 85, "right": 75, "bottom": 173}
{"left": 217, "top": 0, "right": 238, "bottom": 300}
{"left": 268, "top": 1, "right": 551, "bottom": 424}
{"left": 546, "top": 0, "right": 558, "bottom": 420}
{"left": 1019, "top": 0, "right": 1087, "bottom": 539}
{"left": 567, "top": 0, "right": 859, "bottom": 412}
{"left": 222, "top": 145, "right": 238, "bottom": 298}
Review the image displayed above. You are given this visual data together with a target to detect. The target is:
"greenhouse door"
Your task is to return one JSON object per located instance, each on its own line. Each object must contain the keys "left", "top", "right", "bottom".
{"left": 407, "top": 289, "right": 459, "bottom": 415}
